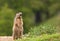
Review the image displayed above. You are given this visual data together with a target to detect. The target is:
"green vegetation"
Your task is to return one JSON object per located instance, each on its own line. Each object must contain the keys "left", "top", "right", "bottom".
{"left": 15, "top": 33, "right": 60, "bottom": 41}
{"left": 0, "top": 4, "right": 15, "bottom": 36}
{"left": 29, "top": 15, "right": 60, "bottom": 35}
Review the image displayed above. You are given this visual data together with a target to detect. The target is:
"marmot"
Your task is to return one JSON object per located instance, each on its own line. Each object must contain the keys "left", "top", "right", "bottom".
{"left": 12, "top": 12, "right": 23, "bottom": 40}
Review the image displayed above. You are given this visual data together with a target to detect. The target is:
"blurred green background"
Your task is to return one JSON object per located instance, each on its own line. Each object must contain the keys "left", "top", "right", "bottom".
{"left": 0, "top": 0, "right": 60, "bottom": 36}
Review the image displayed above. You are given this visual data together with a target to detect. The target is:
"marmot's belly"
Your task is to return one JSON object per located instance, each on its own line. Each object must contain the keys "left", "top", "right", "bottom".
{"left": 14, "top": 27, "right": 23, "bottom": 32}
{"left": 18, "top": 27, "right": 23, "bottom": 31}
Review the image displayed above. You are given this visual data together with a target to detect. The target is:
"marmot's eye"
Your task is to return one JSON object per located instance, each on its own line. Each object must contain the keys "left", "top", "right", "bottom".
{"left": 20, "top": 14, "right": 22, "bottom": 16}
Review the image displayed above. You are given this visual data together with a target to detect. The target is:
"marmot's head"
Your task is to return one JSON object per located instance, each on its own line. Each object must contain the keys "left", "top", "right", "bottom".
{"left": 16, "top": 12, "right": 22, "bottom": 19}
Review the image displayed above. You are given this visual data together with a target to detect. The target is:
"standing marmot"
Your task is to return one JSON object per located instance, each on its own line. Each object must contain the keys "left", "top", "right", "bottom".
{"left": 12, "top": 12, "right": 23, "bottom": 40}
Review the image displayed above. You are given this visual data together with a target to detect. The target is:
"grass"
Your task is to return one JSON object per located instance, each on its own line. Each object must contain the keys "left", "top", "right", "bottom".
{"left": 15, "top": 33, "right": 60, "bottom": 41}
{"left": 30, "top": 15, "right": 60, "bottom": 35}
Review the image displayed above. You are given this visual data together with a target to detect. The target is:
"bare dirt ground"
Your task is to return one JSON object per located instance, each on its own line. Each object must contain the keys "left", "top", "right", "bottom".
{"left": 0, "top": 36, "right": 14, "bottom": 41}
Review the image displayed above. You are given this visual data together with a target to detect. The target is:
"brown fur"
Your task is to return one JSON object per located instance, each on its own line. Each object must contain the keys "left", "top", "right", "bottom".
{"left": 12, "top": 12, "right": 23, "bottom": 40}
